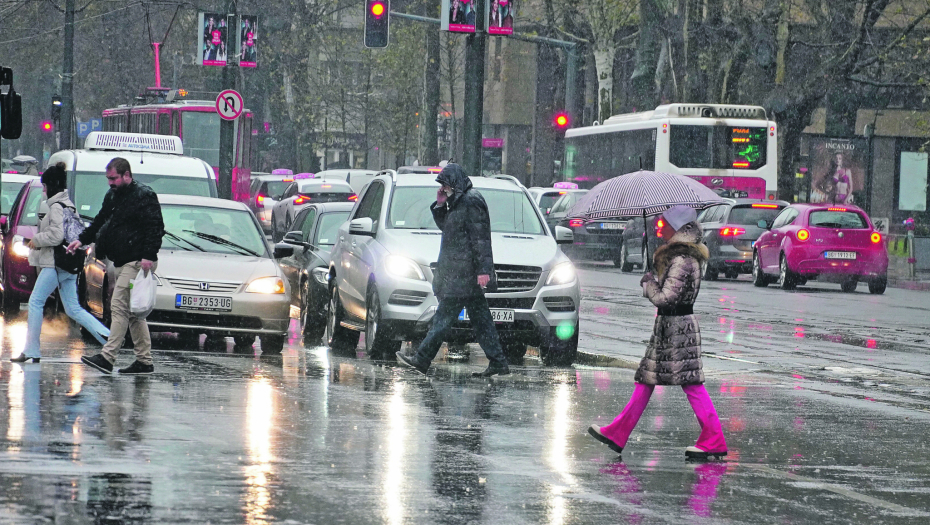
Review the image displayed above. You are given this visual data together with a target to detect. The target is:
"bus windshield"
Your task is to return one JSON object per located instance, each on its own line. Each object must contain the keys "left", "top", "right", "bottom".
{"left": 669, "top": 125, "right": 767, "bottom": 170}
{"left": 182, "top": 111, "right": 221, "bottom": 166}
{"left": 72, "top": 172, "right": 215, "bottom": 219}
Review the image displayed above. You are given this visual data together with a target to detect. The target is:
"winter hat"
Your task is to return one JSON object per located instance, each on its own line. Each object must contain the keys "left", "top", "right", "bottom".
{"left": 663, "top": 205, "right": 697, "bottom": 231}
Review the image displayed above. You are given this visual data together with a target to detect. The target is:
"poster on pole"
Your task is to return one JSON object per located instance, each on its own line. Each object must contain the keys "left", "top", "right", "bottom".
{"left": 238, "top": 15, "right": 258, "bottom": 68}
{"left": 486, "top": 0, "right": 514, "bottom": 35}
{"left": 441, "top": 0, "right": 476, "bottom": 33}
{"left": 198, "top": 12, "right": 230, "bottom": 66}
{"left": 808, "top": 137, "right": 867, "bottom": 205}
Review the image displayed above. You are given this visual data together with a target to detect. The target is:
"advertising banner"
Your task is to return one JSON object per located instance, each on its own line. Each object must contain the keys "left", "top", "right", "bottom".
{"left": 486, "top": 0, "right": 514, "bottom": 35}
{"left": 808, "top": 137, "right": 867, "bottom": 205}
{"left": 198, "top": 12, "right": 230, "bottom": 66}
{"left": 441, "top": 0, "right": 477, "bottom": 33}
{"left": 238, "top": 15, "right": 258, "bottom": 68}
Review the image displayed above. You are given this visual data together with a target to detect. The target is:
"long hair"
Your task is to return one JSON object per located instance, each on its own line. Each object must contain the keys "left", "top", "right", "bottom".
{"left": 41, "top": 162, "right": 67, "bottom": 197}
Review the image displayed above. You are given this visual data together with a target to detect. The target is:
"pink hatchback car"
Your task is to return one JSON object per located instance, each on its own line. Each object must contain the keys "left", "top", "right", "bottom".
{"left": 752, "top": 204, "right": 888, "bottom": 294}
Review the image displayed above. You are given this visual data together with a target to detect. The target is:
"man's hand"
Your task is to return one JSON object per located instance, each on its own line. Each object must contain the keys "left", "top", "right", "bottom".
{"left": 66, "top": 240, "right": 82, "bottom": 254}
{"left": 140, "top": 259, "right": 154, "bottom": 275}
{"left": 477, "top": 274, "right": 490, "bottom": 288}
{"left": 640, "top": 272, "right": 654, "bottom": 285}
{"left": 26, "top": 239, "right": 35, "bottom": 250}
{"left": 436, "top": 188, "right": 448, "bottom": 205}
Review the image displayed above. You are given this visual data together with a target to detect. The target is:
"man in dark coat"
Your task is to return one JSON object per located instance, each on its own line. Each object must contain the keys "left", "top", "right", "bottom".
{"left": 397, "top": 164, "right": 510, "bottom": 377}
{"left": 71, "top": 157, "right": 165, "bottom": 375}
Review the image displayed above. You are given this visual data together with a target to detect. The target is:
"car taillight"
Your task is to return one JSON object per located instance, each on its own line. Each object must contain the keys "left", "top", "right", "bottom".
{"left": 569, "top": 219, "right": 584, "bottom": 228}
{"left": 796, "top": 229, "right": 810, "bottom": 241}
{"left": 871, "top": 232, "right": 881, "bottom": 243}
{"left": 752, "top": 203, "right": 778, "bottom": 209}
{"left": 720, "top": 227, "right": 746, "bottom": 236}
{"left": 256, "top": 194, "right": 265, "bottom": 206}
{"left": 656, "top": 218, "right": 664, "bottom": 237}
{"left": 348, "top": 194, "right": 358, "bottom": 201}
{"left": 294, "top": 197, "right": 307, "bottom": 205}
{"left": 828, "top": 207, "right": 847, "bottom": 212}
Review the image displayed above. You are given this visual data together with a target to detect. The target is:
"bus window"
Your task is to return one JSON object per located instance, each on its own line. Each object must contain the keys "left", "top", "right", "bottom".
{"left": 171, "top": 112, "right": 180, "bottom": 136}
{"left": 669, "top": 125, "right": 767, "bottom": 170}
{"left": 158, "top": 113, "right": 170, "bottom": 135}
{"left": 182, "top": 111, "right": 221, "bottom": 166}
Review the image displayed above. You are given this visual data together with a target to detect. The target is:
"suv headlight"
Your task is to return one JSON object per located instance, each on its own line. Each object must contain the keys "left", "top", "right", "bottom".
{"left": 311, "top": 267, "right": 329, "bottom": 285}
{"left": 11, "top": 235, "right": 29, "bottom": 258}
{"left": 246, "top": 276, "right": 286, "bottom": 294}
{"left": 546, "top": 262, "right": 576, "bottom": 286}
{"left": 385, "top": 255, "right": 425, "bottom": 281}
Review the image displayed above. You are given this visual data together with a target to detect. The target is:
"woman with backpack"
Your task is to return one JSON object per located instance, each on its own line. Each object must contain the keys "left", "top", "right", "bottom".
{"left": 10, "top": 163, "right": 110, "bottom": 363}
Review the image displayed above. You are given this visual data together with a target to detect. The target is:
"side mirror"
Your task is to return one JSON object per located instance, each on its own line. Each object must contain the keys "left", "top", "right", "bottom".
{"left": 349, "top": 217, "right": 375, "bottom": 237}
{"left": 282, "top": 231, "right": 305, "bottom": 246}
{"left": 273, "top": 242, "right": 295, "bottom": 259}
{"left": 757, "top": 219, "right": 770, "bottom": 230}
{"left": 554, "top": 225, "right": 574, "bottom": 245}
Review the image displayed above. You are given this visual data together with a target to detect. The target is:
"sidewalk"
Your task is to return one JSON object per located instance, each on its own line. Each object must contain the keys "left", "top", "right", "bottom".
{"left": 887, "top": 253, "right": 930, "bottom": 291}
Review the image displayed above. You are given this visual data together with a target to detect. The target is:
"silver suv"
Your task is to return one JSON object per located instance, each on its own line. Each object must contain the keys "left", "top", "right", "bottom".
{"left": 325, "top": 172, "right": 581, "bottom": 366}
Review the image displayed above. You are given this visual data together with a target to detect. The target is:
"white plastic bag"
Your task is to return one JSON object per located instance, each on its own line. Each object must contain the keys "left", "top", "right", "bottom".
{"left": 130, "top": 269, "right": 157, "bottom": 319}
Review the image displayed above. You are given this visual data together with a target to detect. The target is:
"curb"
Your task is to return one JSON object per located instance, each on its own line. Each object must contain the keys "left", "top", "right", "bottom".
{"left": 887, "top": 279, "right": 930, "bottom": 291}
{"left": 575, "top": 351, "right": 639, "bottom": 369}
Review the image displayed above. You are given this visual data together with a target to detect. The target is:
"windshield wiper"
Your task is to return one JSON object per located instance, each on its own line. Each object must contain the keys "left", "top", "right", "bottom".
{"left": 164, "top": 231, "right": 206, "bottom": 252}
{"left": 182, "top": 230, "right": 262, "bottom": 257}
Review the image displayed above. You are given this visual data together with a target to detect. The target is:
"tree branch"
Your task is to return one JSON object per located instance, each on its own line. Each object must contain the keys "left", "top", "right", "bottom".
{"left": 847, "top": 75, "right": 926, "bottom": 88}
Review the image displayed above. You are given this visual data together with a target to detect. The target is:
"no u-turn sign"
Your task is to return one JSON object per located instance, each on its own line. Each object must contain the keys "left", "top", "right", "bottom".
{"left": 216, "top": 89, "right": 243, "bottom": 120}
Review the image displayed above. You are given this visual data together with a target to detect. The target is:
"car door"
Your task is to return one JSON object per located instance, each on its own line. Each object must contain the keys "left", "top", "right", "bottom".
{"left": 546, "top": 194, "right": 571, "bottom": 230}
{"left": 758, "top": 208, "right": 796, "bottom": 271}
{"left": 342, "top": 181, "right": 384, "bottom": 319}
{"left": 700, "top": 205, "right": 728, "bottom": 256}
{"left": 280, "top": 207, "right": 316, "bottom": 305}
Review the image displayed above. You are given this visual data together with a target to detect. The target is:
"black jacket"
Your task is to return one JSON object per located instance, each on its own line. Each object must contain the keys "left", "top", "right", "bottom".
{"left": 79, "top": 180, "right": 165, "bottom": 267}
{"left": 431, "top": 164, "right": 494, "bottom": 298}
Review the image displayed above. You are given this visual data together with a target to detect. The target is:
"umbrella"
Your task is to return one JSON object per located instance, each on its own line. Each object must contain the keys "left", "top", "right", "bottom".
{"left": 565, "top": 170, "right": 727, "bottom": 271}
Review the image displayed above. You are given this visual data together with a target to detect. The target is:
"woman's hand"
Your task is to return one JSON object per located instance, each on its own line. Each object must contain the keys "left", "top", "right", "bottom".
{"left": 640, "top": 272, "right": 654, "bottom": 285}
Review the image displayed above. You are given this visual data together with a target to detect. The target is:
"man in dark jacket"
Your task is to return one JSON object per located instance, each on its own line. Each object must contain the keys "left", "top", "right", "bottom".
{"left": 397, "top": 163, "right": 510, "bottom": 377}
{"left": 70, "top": 157, "right": 165, "bottom": 375}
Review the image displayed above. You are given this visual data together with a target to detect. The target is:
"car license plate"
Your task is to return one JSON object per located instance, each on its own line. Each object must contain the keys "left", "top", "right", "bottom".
{"left": 175, "top": 294, "right": 233, "bottom": 312}
{"left": 458, "top": 308, "right": 515, "bottom": 323}
{"left": 825, "top": 251, "right": 857, "bottom": 260}
{"left": 601, "top": 223, "right": 623, "bottom": 230}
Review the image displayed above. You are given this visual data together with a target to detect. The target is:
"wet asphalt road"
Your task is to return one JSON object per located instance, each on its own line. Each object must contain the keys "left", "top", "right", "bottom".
{"left": 1, "top": 265, "right": 929, "bottom": 524}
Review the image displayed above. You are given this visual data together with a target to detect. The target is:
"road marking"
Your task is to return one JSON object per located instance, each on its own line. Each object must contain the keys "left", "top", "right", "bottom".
{"left": 742, "top": 464, "right": 929, "bottom": 516}
{"left": 702, "top": 352, "right": 760, "bottom": 364}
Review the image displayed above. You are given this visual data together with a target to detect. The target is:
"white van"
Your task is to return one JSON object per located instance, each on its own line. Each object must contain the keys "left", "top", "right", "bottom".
{"left": 313, "top": 169, "right": 378, "bottom": 193}
{"left": 48, "top": 132, "right": 217, "bottom": 220}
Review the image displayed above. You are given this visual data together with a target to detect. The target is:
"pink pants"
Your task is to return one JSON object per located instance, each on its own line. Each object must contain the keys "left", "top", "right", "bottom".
{"left": 599, "top": 383, "right": 727, "bottom": 452}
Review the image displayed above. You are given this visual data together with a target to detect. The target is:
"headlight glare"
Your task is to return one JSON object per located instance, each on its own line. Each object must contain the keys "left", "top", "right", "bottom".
{"left": 385, "top": 255, "right": 425, "bottom": 281}
{"left": 11, "top": 235, "right": 29, "bottom": 258}
{"left": 546, "top": 262, "right": 576, "bottom": 285}
{"left": 246, "top": 276, "right": 286, "bottom": 294}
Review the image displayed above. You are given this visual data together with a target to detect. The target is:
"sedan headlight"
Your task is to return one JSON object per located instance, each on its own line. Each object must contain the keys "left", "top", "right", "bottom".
{"left": 246, "top": 276, "right": 286, "bottom": 294}
{"left": 385, "top": 255, "right": 426, "bottom": 281}
{"left": 546, "top": 262, "right": 577, "bottom": 286}
{"left": 311, "top": 267, "right": 329, "bottom": 285}
{"left": 11, "top": 235, "right": 29, "bottom": 258}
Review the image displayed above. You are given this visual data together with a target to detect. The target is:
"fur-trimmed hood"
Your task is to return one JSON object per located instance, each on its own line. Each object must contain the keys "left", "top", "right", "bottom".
{"left": 653, "top": 240, "right": 709, "bottom": 279}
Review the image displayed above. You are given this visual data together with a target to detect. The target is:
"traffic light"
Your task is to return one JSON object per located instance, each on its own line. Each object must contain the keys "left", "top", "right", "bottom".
{"left": 51, "top": 95, "right": 62, "bottom": 121}
{"left": 364, "top": 0, "right": 390, "bottom": 48}
{"left": 40, "top": 120, "right": 54, "bottom": 132}
{"left": 553, "top": 112, "right": 570, "bottom": 130}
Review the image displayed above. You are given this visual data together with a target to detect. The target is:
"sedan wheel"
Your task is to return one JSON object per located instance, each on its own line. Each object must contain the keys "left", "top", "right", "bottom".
{"left": 233, "top": 334, "right": 255, "bottom": 348}
{"left": 616, "top": 243, "right": 634, "bottom": 273}
{"left": 869, "top": 275, "right": 887, "bottom": 295}
{"left": 365, "top": 287, "right": 400, "bottom": 360}
{"left": 840, "top": 279, "right": 858, "bottom": 293}
{"left": 780, "top": 255, "right": 798, "bottom": 291}
{"left": 752, "top": 253, "right": 769, "bottom": 287}
{"left": 300, "top": 281, "right": 325, "bottom": 345}
{"left": 260, "top": 334, "right": 285, "bottom": 355}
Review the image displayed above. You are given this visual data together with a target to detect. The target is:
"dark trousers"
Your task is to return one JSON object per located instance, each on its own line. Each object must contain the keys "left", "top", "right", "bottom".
{"left": 415, "top": 294, "right": 508, "bottom": 366}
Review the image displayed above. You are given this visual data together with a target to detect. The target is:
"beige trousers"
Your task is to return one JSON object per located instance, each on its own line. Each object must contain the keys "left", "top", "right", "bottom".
{"left": 101, "top": 260, "right": 157, "bottom": 365}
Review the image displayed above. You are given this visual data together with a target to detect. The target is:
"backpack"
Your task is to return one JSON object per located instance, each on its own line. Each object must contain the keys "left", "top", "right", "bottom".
{"left": 53, "top": 203, "right": 87, "bottom": 274}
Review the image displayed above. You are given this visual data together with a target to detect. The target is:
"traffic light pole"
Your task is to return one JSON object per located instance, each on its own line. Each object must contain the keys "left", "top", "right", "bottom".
{"left": 461, "top": 0, "right": 487, "bottom": 178}
{"left": 60, "top": 0, "right": 75, "bottom": 151}
{"left": 218, "top": 1, "right": 237, "bottom": 200}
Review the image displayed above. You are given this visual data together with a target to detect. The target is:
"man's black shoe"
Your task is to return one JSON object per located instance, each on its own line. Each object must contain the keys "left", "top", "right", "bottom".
{"left": 396, "top": 352, "right": 429, "bottom": 375}
{"left": 118, "top": 361, "right": 154, "bottom": 375}
{"left": 81, "top": 353, "right": 113, "bottom": 374}
{"left": 472, "top": 363, "right": 510, "bottom": 377}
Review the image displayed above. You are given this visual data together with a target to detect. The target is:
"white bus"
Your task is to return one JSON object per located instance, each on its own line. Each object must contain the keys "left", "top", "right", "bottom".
{"left": 562, "top": 104, "right": 778, "bottom": 200}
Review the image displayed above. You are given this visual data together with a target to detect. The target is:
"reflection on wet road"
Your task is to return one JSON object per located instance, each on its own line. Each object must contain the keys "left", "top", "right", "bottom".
{"left": 0, "top": 267, "right": 928, "bottom": 522}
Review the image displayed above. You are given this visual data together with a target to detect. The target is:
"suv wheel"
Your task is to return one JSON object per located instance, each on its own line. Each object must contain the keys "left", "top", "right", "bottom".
{"left": 365, "top": 286, "right": 400, "bottom": 360}
{"left": 615, "top": 242, "right": 634, "bottom": 273}
{"left": 752, "top": 253, "right": 769, "bottom": 287}
{"left": 540, "top": 322, "right": 579, "bottom": 367}
{"left": 502, "top": 341, "right": 527, "bottom": 363}
{"left": 780, "top": 254, "right": 798, "bottom": 291}
{"left": 325, "top": 284, "right": 360, "bottom": 354}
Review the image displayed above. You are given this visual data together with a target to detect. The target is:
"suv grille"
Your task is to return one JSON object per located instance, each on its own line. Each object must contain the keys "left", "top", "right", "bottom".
{"left": 494, "top": 265, "right": 542, "bottom": 292}
{"left": 167, "top": 278, "right": 240, "bottom": 293}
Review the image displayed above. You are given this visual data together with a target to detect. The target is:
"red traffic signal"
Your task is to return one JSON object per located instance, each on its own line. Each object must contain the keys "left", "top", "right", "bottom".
{"left": 40, "top": 120, "right": 54, "bottom": 132}
{"left": 554, "top": 112, "right": 570, "bottom": 129}
{"left": 365, "top": 0, "right": 390, "bottom": 48}
{"left": 370, "top": 2, "right": 385, "bottom": 17}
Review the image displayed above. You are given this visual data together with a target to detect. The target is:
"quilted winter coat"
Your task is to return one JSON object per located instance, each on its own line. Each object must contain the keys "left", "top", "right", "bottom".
{"left": 634, "top": 223, "right": 709, "bottom": 386}
{"left": 430, "top": 164, "right": 495, "bottom": 298}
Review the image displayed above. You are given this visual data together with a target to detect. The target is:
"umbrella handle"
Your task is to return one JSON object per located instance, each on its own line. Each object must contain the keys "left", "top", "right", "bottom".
{"left": 643, "top": 210, "right": 651, "bottom": 273}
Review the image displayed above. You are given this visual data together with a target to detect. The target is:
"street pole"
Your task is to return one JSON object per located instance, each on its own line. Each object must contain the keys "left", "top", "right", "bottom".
{"left": 218, "top": 2, "right": 237, "bottom": 200}
{"left": 60, "top": 0, "right": 75, "bottom": 151}
{"left": 461, "top": 1, "right": 486, "bottom": 177}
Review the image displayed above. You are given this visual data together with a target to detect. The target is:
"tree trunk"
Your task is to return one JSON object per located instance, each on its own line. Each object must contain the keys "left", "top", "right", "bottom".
{"left": 593, "top": 44, "right": 617, "bottom": 122}
{"left": 630, "top": 0, "right": 664, "bottom": 110}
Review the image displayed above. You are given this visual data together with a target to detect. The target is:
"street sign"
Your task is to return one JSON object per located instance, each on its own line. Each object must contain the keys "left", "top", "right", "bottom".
{"left": 216, "top": 89, "right": 243, "bottom": 120}
{"left": 76, "top": 118, "right": 102, "bottom": 139}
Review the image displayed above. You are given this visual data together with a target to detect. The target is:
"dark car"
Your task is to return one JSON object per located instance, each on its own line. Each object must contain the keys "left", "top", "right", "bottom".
{"left": 617, "top": 216, "right": 665, "bottom": 272}
{"left": 559, "top": 214, "right": 630, "bottom": 266}
{"left": 248, "top": 173, "right": 295, "bottom": 233}
{"left": 698, "top": 199, "right": 790, "bottom": 280}
{"left": 278, "top": 202, "right": 354, "bottom": 343}
{"left": 0, "top": 179, "right": 45, "bottom": 313}
{"left": 544, "top": 190, "right": 588, "bottom": 231}
{"left": 270, "top": 179, "right": 357, "bottom": 241}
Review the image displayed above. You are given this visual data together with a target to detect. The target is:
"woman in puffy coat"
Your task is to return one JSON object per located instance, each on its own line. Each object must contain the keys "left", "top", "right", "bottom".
{"left": 10, "top": 163, "right": 110, "bottom": 363}
{"left": 587, "top": 205, "right": 727, "bottom": 460}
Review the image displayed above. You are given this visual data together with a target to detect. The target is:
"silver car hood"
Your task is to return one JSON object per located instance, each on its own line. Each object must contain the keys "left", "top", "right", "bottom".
{"left": 377, "top": 230, "right": 565, "bottom": 270}
{"left": 155, "top": 250, "right": 283, "bottom": 286}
